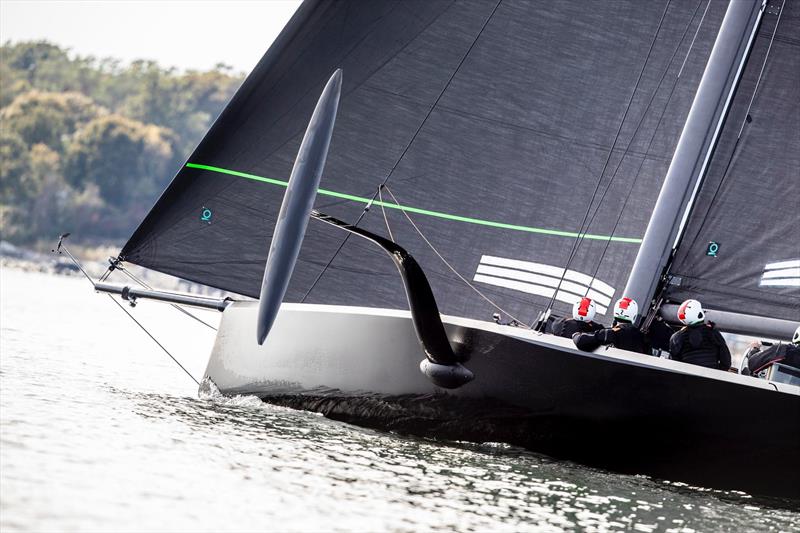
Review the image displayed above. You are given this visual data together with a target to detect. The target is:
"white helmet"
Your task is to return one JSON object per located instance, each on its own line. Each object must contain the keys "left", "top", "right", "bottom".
{"left": 677, "top": 299, "right": 704, "bottom": 325}
{"left": 614, "top": 297, "right": 638, "bottom": 323}
{"left": 572, "top": 297, "right": 596, "bottom": 322}
{"left": 792, "top": 325, "right": 800, "bottom": 345}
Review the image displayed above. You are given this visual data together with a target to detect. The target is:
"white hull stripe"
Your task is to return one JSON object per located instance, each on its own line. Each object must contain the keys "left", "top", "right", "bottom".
{"left": 474, "top": 274, "right": 609, "bottom": 315}
{"left": 760, "top": 259, "right": 800, "bottom": 287}
{"left": 475, "top": 265, "right": 613, "bottom": 307}
{"left": 480, "top": 255, "right": 615, "bottom": 297}
{"left": 762, "top": 268, "right": 800, "bottom": 279}
{"left": 473, "top": 255, "right": 616, "bottom": 315}
{"left": 760, "top": 278, "right": 800, "bottom": 287}
{"left": 764, "top": 259, "right": 800, "bottom": 270}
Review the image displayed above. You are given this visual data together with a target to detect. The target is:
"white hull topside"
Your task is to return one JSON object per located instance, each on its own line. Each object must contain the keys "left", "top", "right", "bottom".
{"left": 204, "top": 301, "right": 797, "bottom": 397}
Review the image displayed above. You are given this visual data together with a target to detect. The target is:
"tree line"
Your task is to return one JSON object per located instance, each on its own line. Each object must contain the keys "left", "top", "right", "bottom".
{"left": 0, "top": 41, "right": 243, "bottom": 244}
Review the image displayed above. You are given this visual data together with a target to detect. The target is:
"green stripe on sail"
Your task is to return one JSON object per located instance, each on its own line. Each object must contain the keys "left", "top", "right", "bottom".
{"left": 185, "top": 162, "right": 643, "bottom": 244}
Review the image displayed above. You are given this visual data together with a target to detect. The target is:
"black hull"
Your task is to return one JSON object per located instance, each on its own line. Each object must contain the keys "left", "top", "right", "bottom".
{"left": 206, "top": 303, "right": 800, "bottom": 500}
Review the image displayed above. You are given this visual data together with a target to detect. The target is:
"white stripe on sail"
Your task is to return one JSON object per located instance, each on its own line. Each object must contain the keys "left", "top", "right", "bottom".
{"left": 761, "top": 267, "right": 800, "bottom": 280}
{"left": 473, "top": 274, "right": 608, "bottom": 314}
{"left": 764, "top": 259, "right": 800, "bottom": 271}
{"left": 480, "top": 255, "right": 615, "bottom": 297}
{"left": 475, "top": 264, "right": 612, "bottom": 306}
{"left": 759, "top": 278, "right": 800, "bottom": 287}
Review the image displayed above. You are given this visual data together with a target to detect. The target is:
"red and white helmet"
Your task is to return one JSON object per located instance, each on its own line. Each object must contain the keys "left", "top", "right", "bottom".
{"left": 613, "top": 297, "right": 638, "bottom": 323}
{"left": 572, "top": 297, "right": 596, "bottom": 322}
{"left": 677, "top": 299, "right": 704, "bottom": 325}
{"left": 792, "top": 325, "right": 800, "bottom": 345}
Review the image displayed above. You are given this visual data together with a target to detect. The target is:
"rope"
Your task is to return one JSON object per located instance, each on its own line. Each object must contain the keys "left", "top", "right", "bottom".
{"left": 301, "top": 0, "right": 504, "bottom": 303}
{"left": 115, "top": 264, "right": 218, "bottom": 331}
{"left": 534, "top": 0, "right": 673, "bottom": 329}
{"left": 383, "top": 185, "right": 531, "bottom": 328}
{"left": 104, "top": 294, "right": 200, "bottom": 386}
{"left": 378, "top": 186, "right": 394, "bottom": 242}
{"left": 56, "top": 241, "right": 201, "bottom": 386}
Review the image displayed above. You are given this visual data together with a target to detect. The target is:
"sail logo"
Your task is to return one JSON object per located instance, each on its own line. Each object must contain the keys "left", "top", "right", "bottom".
{"left": 760, "top": 259, "right": 800, "bottom": 287}
{"left": 472, "top": 255, "right": 615, "bottom": 314}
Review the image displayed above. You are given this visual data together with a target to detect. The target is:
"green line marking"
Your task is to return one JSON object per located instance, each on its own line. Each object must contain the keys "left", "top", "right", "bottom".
{"left": 186, "top": 162, "right": 643, "bottom": 244}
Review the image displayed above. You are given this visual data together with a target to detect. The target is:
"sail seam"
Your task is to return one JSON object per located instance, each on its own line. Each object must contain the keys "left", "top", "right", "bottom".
{"left": 185, "top": 163, "right": 643, "bottom": 243}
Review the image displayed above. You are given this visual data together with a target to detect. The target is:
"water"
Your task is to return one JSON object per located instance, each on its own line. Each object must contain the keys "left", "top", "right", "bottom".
{"left": 1, "top": 268, "right": 798, "bottom": 532}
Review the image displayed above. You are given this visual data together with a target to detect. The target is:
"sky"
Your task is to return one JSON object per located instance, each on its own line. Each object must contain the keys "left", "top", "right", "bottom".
{"left": 0, "top": 0, "right": 302, "bottom": 73}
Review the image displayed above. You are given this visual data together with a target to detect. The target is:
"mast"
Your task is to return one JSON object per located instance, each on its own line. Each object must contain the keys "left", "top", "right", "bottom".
{"left": 623, "top": 0, "right": 764, "bottom": 319}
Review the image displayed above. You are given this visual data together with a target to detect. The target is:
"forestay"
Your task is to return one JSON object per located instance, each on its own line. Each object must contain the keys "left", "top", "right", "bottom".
{"left": 668, "top": 0, "right": 800, "bottom": 323}
{"left": 120, "top": 0, "right": 726, "bottom": 324}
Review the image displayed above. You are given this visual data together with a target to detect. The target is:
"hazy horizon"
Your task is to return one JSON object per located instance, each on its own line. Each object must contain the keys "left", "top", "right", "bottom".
{"left": 1, "top": 0, "right": 302, "bottom": 73}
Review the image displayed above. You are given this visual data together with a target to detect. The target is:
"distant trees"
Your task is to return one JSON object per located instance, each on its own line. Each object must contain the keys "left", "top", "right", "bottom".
{"left": 1, "top": 90, "right": 100, "bottom": 149}
{"left": 64, "top": 114, "right": 179, "bottom": 207}
{"left": 0, "top": 40, "right": 243, "bottom": 244}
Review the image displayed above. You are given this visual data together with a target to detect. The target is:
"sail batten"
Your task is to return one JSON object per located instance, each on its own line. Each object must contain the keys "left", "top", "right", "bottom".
{"left": 120, "top": 0, "right": 728, "bottom": 323}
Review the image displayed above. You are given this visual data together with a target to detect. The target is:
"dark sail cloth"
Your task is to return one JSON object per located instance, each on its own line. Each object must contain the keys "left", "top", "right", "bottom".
{"left": 552, "top": 318, "right": 603, "bottom": 339}
{"left": 573, "top": 322, "right": 651, "bottom": 354}
{"left": 747, "top": 343, "right": 800, "bottom": 374}
{"left": 669, "top": 323, "right": 731, "bottom": 370}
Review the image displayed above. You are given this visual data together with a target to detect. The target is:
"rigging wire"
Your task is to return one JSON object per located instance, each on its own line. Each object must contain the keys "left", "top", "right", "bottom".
{"left": 534, "top": 0, "right": 674, "bottom": 329}
{"left": 588, "top": 0, "right": 711, "bottom": 285}
{"left": 111, "top": 263, "right": 218, "bottom": 331}
{"left": 300, "top": 0, "right": 505, "bottom": 303}
{"left": 678, "top": 0, "right": 785, "bottom": 258}
{"left": 104, "top": 295, "right": 201, "bottom": 386}
{"left": 55, "top": 242, "right": 201, "bottom": 386}
{"left": 378, "top": 186, "right": 394, "bottom": 243}
{"left": 383, "top": 185, "right": 531, "bottom": 328}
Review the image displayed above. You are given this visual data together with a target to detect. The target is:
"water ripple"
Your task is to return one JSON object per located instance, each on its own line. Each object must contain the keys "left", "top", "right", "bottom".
{"left": 2, "top": 270, "right": 799, "bottom": 532}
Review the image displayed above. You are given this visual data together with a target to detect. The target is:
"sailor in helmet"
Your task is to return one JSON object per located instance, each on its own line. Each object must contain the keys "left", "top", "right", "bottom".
{"left": 573, "top": 297, "right": 650, "bottom": 354}
{"left": 551, "top": 297, "right": 603, "bottom": 338}
{"left": 668, "top": 299, "right": 732, "bottom": 370}
{"left": 742, "top": 325, "right": 800, "bottom": 378}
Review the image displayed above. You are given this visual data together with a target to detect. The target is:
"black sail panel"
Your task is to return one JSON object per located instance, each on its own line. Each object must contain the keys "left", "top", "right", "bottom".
{"left": 668, "top": 0, "right": 800, "bottom": 323}
{"left": 121, "top": 0, "right": 726, "bottom": 324}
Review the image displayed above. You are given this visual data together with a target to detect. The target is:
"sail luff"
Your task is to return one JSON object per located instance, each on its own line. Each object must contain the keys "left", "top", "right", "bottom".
{"left": 623, "top": 0, "right": 764, "bottom": 320}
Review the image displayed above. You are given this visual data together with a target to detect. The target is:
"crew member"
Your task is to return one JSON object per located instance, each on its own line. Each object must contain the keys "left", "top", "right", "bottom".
{"left": 743, "top": 325, "right": 800, "bottom": 377}
{"left": 668, "top": 299, "right": 732, "bottom": 370}
{"left": 573, "top": 297, "right": 650, "bottom": 354}
{"left": 552, "top": 297, "right": 603, "bottom": 338}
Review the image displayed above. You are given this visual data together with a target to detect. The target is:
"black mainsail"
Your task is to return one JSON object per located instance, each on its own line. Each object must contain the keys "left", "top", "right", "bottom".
{"left": 119, "top": 0, "right": 727, "bottom": 324}
{"left": 667, "top": 0, "right": 799, "bottom": 323}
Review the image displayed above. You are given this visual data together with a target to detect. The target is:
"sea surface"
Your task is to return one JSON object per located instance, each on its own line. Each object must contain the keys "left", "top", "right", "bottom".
{"left": 1, "top": 268, "right": 798, "bottom": 532}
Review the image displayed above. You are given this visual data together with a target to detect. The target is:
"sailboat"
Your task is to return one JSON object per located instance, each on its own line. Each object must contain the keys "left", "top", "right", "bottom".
{"left": 86, "top": 0, "right": 799, "bottom": 499}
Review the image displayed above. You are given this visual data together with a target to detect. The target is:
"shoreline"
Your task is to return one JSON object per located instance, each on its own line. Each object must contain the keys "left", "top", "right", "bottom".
{"left": 0, "top": 240, "right": 234, "bottom": 298}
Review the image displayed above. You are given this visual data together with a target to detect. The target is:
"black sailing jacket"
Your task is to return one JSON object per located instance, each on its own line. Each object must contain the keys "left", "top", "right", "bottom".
{"left": 573, "top": 322, "right": 651, "bottom": 354}
{"left": 669, "top": 323, "right": 732, "bottom": 370}
{"left": 552, "top": 318, "right": 603, "bottom": 339}
{"left": 748, "top": 343, "right": 800, "bottom": 374}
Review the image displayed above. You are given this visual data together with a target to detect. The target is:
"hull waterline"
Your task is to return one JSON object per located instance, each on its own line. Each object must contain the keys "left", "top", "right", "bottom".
{"left": 204, "top": 302, "right": 800, "bottom": 500}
